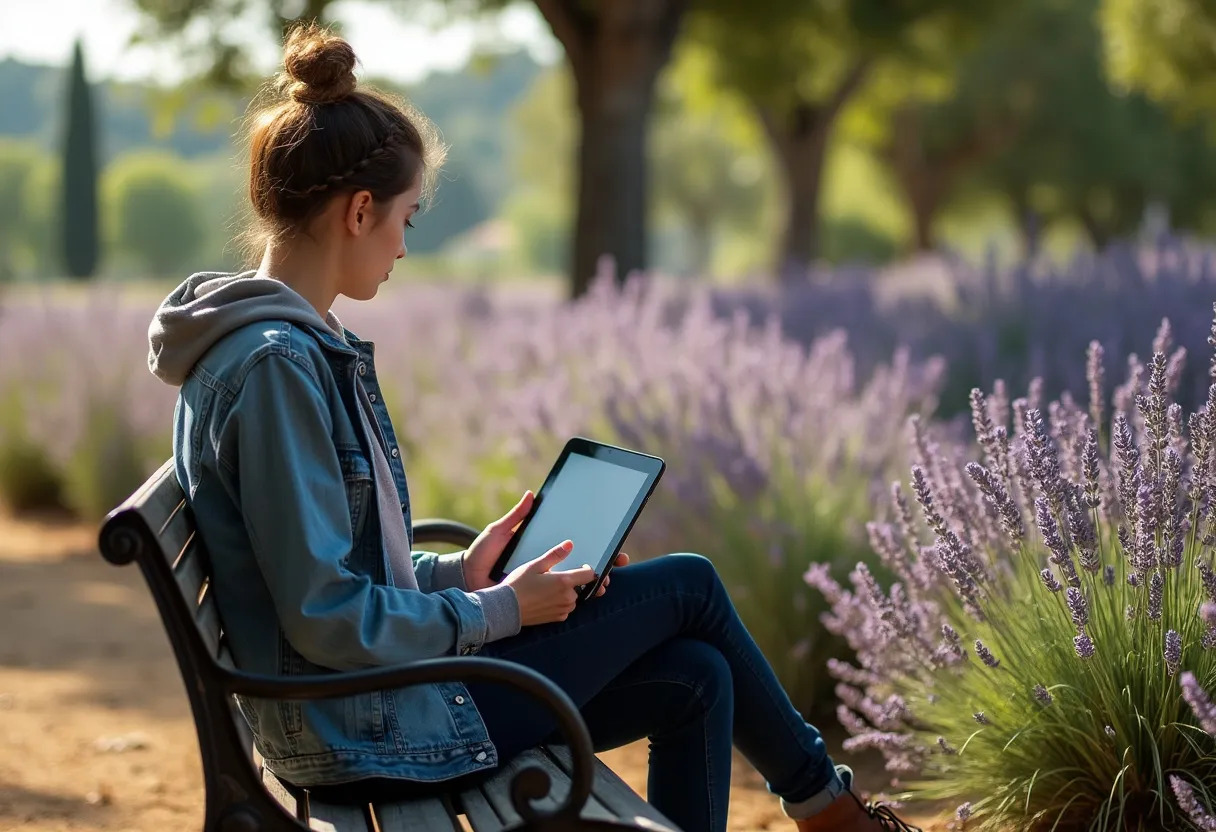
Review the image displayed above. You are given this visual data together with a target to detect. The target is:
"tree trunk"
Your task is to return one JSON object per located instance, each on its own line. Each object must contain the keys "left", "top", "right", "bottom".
{"left": 571, "top": 77, "right": 652, "bottom": 296}
{"left": 686, "top": 206, "right": 713, "bottom": 277}
{"left": 769, "top": 115, "right": 831, "bottom": 280}
{"left": 534, "top": 1, "right": 686, "bottom": 298}
{"left": 756, "top": 63, "right": 870, "bottom": 282}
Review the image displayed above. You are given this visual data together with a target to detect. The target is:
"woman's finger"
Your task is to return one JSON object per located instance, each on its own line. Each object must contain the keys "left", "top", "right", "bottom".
{"left": 496, "top": 490, "right": 533, "bottom": 535}
{"left": 616, "top": 552, "right": 630, "bottom": 566}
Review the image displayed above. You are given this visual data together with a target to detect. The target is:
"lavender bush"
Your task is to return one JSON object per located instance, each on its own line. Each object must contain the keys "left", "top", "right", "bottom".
{"left": 720, "top": 237, "right": 1216, "bottom": 417}
{"left": 342, "top": 263, "right": 943, "bottom": 709}
{"left": 0, "top": 269, "right": 935, "bottom": 712}
{"left": 809, "top": 315, "right": 1216, "bottom": 829}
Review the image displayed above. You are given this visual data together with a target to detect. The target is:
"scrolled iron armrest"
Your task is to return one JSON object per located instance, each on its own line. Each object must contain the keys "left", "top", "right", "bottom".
{"left": 221, "top": 655, "right": 592, "bottom": 824}
{"left": 411, "top": 518, "right": 480, "bottom": 548}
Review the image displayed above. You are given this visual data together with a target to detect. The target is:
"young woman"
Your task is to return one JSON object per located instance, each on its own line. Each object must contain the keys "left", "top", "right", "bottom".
{"left": 147, "top": 22, "right": 918, "bottom": 832}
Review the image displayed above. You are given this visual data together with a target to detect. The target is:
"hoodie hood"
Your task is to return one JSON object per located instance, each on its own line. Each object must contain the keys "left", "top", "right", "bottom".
{"left": 148, "top": 271, "right": 339, "bottom": 386}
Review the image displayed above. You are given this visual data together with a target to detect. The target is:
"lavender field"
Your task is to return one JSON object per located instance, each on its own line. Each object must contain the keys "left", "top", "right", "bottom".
{"left": 4, "top": 241, "right": 1216, "bottom": 775}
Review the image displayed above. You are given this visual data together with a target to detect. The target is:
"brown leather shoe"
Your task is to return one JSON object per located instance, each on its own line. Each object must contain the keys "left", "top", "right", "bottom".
{"left": 793, "top": 788, "right": 922, "bottom": 831}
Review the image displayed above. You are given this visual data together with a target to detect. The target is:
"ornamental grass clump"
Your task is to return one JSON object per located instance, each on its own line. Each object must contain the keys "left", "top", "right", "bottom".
{"left": 808, "top": 314, "right": 1216, "bottom": 830}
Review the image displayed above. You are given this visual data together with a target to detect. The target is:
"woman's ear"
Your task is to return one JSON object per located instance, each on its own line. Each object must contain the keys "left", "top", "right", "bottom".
{"left": 344, "top": 190, "right": 375, "bottom": 236}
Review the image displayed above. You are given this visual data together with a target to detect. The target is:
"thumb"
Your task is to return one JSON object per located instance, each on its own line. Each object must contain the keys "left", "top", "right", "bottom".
{"left": 563, "top": 564, "right": 597, "bottom": 585}
{"left": 497, "top": 490, "right": 534, "bottom": 534}
{"left": 528, "top": 540, "right": 573, "bottom": 572}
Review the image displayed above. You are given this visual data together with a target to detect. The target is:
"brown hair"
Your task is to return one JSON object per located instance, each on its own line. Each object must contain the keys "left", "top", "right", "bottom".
{"left": 238, "top": 22, "right": 446, "bottom": 259}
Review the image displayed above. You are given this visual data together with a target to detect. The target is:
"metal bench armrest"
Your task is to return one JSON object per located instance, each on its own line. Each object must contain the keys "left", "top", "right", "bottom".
{"left": 223, "top": 651, "right": 593, "bottom": 825}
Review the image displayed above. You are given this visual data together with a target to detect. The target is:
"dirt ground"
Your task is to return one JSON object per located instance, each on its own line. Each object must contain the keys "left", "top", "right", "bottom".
{"left": 0, "top": 512, "right": 952, "bottom": 831}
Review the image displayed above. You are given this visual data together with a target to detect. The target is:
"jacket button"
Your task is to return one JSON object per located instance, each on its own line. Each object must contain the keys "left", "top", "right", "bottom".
{"left": 400, "top": 502, "right": 408, "bottom": 513}
{"left": 454, "top": 695, "right": 465, "bottom": 705}
{"left": 368, "top": 393, "right": 377, "bottom": 403}
{"left": 390, "top": 447, "right": 399, "bottom": 458}
{"left": 357, "top": 362, "right": 367, "bottom": 376}
{"left": 475, "top": 751, "right": 488, "bottom": 762}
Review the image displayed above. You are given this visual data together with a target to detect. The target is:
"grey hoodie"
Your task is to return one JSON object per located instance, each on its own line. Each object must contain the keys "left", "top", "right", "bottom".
{"left": 148, "top": 271, "right": 521, "bottom": 641}
{"left": 149, "top": 270, "right": 334, "bottom": 386}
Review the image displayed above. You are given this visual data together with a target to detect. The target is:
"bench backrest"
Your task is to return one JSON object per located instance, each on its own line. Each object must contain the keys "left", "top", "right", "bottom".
{"left": 99, "top": 460, "right": 306, "bottom": 831}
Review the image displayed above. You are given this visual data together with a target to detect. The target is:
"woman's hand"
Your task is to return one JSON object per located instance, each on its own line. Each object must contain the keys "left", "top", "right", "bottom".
{"left": 593, "top": 552, "right": 630, "bottom": 597}
{"left": 461, "top": 491, "right": 632, "bottom": 597}
{"left": 462, "top": 491, "right": 536, "bottom": 592}
{"left": 503, "top": 542, "right": 595, "bottom": 625}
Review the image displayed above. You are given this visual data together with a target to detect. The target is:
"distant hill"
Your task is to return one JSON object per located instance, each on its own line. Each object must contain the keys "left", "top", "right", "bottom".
{"left": 0, "top": 49, "right": 546, "bottom": 253}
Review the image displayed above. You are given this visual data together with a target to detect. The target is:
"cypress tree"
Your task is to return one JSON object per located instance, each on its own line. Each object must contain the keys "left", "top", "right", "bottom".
{"left": 60, "top": 39, "right": 99, "bottom": 279}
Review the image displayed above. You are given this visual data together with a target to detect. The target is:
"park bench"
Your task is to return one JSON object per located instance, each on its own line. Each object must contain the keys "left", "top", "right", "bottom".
{"left": 98, "top": 459, "right": 681, "bottom": 832}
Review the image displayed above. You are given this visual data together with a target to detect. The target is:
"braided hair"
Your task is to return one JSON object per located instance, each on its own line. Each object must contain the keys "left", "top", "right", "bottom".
{"left": 239, "top": 22, "right": 446, "bottom": 259}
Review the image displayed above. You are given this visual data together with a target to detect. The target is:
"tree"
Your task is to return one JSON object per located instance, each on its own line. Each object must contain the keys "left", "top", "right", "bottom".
{"left": 105, "top": 153, "right": 204, "bottom": 276}
{"left": 60, "top": 40, "right": 100, "bottom": 279}
{"left": 688, "top": 0, "right": 992, "bottom": 277}
{"left": 972, "top": 0, "right": 1203, "bottom": 250}
{"left": 0, "top": 141, "right": 47, "bottom": 281}
{"left": 128, "top": 0, "right": 690, "bottom": 297}
{"left": 1100, "top": 0, "right": 1216, "bottom": 117}
{"left": 649, "top": 46, "right": 769, "bottom": 276}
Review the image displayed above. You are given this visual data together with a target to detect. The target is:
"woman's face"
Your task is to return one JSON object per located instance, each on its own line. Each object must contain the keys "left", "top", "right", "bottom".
{"left": 338, "top": 177, "right": 423, "bottom": 301}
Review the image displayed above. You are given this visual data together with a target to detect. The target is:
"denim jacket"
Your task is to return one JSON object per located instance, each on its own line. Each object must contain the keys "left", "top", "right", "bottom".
{"left": 148, "top": 273, "right": 518, "bottom": 786}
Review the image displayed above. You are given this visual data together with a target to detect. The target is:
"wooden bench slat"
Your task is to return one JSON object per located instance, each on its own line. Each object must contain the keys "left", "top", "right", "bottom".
{"left": 173, "top": 537, "right": 206, "bottom": 603}
{"left": 262, "top": 767, "right": 304, "bottom": 822}
{"left": 469, "top": 747, "right": 614, "bottom": 826}
{"left": 548, "top": 746, "right": 681, "bottom": 832}
{"left": 374, "top": 795, "right": 461, "bottom": 831}
{"left": 195, "top": 581, "right": 221, "bottom": 657}
{"left": 306, "top": 797, "right": 371, "bottom": 831}
{"left": 159, "top": 498, "right": 194, "bottom": 566}
{"left": 458, "top": 787, "right": 503, "bottom": 829}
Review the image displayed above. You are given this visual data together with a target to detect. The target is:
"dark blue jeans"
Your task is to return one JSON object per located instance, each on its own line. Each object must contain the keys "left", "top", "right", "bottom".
{"left": 311, "top": 555, "right": 839, "bottom": 832}
{"left": 470, "top": 553, "right": 839, "bottom": 832}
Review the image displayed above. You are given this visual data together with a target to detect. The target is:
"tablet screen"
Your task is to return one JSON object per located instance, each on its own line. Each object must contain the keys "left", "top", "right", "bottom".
{"left": 499, "top": 452, "right": 651, "bottom": 575}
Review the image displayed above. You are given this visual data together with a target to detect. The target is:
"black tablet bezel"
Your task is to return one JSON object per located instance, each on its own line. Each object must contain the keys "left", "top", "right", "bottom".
{"left": 489, "top": 437, "right": 666, "bottom": 600}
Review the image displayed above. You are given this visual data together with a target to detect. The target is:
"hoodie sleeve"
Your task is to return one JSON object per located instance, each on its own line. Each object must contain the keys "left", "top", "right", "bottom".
{"left": 224, "top": 350, "right": 505, "bottom": 669}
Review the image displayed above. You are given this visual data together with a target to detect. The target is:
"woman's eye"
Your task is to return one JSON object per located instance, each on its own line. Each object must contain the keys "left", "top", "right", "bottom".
{"left": 405, "top": 221, "right": 415, "bottom": 230}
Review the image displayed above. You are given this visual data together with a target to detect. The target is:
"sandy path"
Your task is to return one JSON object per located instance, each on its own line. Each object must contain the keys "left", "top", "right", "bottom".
{"left": 0, "top": 512, "right": 949, "bottom": 831}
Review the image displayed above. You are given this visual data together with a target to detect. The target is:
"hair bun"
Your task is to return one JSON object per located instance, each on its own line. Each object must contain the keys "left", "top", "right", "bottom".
{"left": 280, "top": 22, "right": 357, "bottom": 105}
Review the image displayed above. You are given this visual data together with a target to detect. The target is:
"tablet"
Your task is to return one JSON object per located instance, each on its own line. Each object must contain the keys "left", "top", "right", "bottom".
{"left": 490, "top": 438, "right": 666, "bottom": 600}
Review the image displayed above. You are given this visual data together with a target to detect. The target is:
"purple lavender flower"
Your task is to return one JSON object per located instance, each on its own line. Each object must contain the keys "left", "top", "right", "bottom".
{"left": 1181, "top": 672, "right": 1216, "bottom": 735}
{"left": 1036, "top": 496, "right": 1080, "bottom": 587}
{"left": 1203, "top": 601, "right": 1216, "bottom": 626}
{"left": 1201, "top": 564, "right": 1216, "bottom": 604}
{"left": 837, "top": 705, "right": 869, "bottom": 736}
{"left": 975, "top": 639, "right": 1000, "bottom": 668}
{"left": 970, "top": 388, "right": 997, "bottom": 464}
{"left": 1082, "top": 429, "right": 1101, "bottom": 509}
{"left": 937, "top": 736, "right": 957, "bottom": 755}
{"left": 1087, "top": 341, "right": 1105, "bottom": 434}
{"left": 1127, "top": 604, "right": 1137, "bottom": 621}
{"left": 1113, "top": 414, "right": 1140, "bottom": 523}
{"left": 1075, "top": 630, "right": 1096, "bottom": 659}
{"left": 1066, "top": 490, "right": 1100, "bottom": 573}
{"left": 966, "top": 461, "right": 1024, "bottom": 544}
{"left": 911, "top": 465, "right": 947, "bottom": 539}
{"left": 1204, "top": 627, "right": 1216, "bottom": 651}
{"left": 956, "top": 802, "right": 972, "bottom": 822}
{"left": 1104, "top": 565, "right": 1116, "bottom": 586}
{"left": 1171, "top": 776, "right": 1216, "bottom": 831}
{"left": 1033, "top": 684, "right": 1053, "bottom": 706}
{"left": 1040, "top": 568, "right": 1062, "bottom": 593}
{"left": 1104, "top": 725, "right": 1116, "bottom": 739}
{"left": 1066, "top": 587, "right": 1089, "bottom": 629}
{"left": 1165, "top": 630, "right": 1183, "bottom": 676}
{"left": 1128, "top": 572, "right": 1142, "bottom": 588}
{"left": 973, "top": 711, "right": 990, "bottom": 725}
{"left": 1150, "top": 571, "right": 1164, "bottom": 621}
{"left": 1025, "top": 408, "right": 1065, "bottom": 507}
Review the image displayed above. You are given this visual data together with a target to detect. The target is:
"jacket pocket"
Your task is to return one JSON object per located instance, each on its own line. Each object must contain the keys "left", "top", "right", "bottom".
{"left": 337, "top": 448, "right": 374, "bottom": 545}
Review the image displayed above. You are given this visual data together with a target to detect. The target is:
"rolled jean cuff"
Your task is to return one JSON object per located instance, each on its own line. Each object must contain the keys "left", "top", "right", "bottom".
{"left": 780, "top": 767, "right": 846, "bottom": 820}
